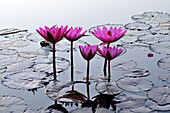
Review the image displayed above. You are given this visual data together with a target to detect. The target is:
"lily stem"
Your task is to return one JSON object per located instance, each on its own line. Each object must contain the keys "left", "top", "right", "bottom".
{"left": 53, "top": 44, "right": 57, "bottom": 80}
{"left": 108, "top": 60, "right": 111, "bottom": 82}
{"left": 87, "top": 60, "right": 90, "bottom": 100}
{"left": 103, "top": 43, "right": 110, "bottom": 76}
{"left": 71, "top": 41, "right": 74, "bottom": 81}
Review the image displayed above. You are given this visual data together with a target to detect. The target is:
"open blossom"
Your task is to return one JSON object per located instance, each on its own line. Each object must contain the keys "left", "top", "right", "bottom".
{"left": 65, "top": 27, "right": 87, "bottom": 42}
{"left": 91, "top": 26, "right": 127, "bottom": 44}
{"left": 36, "top": 25, "right": 68, "bottom": 44}
{"left": 79, "top": 45, "right": 98, "bottom": 61}
{"left": 98, "top": 46, "right": 123, "bottom": 61}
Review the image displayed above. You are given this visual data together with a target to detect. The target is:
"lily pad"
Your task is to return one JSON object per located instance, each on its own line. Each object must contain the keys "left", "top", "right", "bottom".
{"left": 123, "top": 42, "right": 150, "bottom": 51}
{"left": 125, "top": 22, "right": 151, "bottom": 31}
{"left": 37, "top": 47, "right": 52, "bottom": 56}
{"left": 118, "top": 107, "right": 159, "bottom": 113}
{"left": 145, "top": 99, "right": 170, "bottom": 111}
{"left": 157, "top": 56, "right": 170, "bottom": 70}
{"left": 150, "top": 26, "right": 170, "bottom": 35}
{"left": 95, "top": 81, "right": 123, "bottom": 95}
{"left": 112, "top": 59, "right": 137, "bottom": 71}
{"left": 123, "top": 68, "right": 150, "bottom": 77}
{"left": 0, "top": 95, "right": 28, "bottom": 113}
{"left": 0, "top": 28, "right": 27, "bottom": 36}
{"left": 71, "top": 107, "right": 115, "bottom": 113}
{"left": 1, "top": 71, "right": 51, "bottom": 90}
{"left": 150, "top": 41, "right": 170, "bottom": 54}
{"left": 115, "top": 94, "right": 147, "bottom": 109}
{"left": 158, "top": 75, "right": 170, "bottom": 83}
{"left": 26, "top": 32, "right": 43, "bottom": 42}
{"left": 116, "top": 77, "right": 154, "bottom": 92}
{"left": 33, "top": 57, "right": 70, "bottom": 73}
{"left": 18, "top": 51, "right": 38, "bottom": 58}
{"left": 0, "top": 48, "right": 18, "bottom": 55}
{"left": 147, "top": 86, "right": 170, "bottom": 105}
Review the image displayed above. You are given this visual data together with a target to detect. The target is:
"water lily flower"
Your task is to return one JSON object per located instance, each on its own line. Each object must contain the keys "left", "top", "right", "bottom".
{"left": 65, "top": 26, "right": 87, "bottom": 82}
{"left": 148, "top": 53, "right": 153, "bottom": 57}
{"left": 36, "top": 25, "right": 68, "bottom": 80}
{"left": 98, "top": 46, "right": 123, "bottom": 82}
{"left": 79, "top": 45, "right": 98, "bottom": 83}
{"left": 79, "top": 45, "right": 98, "bottom": 61}
{"left": 36, "top": 25, "right": 68, "bottom": 44}
{"left": 91, "top": 26, "right": 127, "bottom": 44}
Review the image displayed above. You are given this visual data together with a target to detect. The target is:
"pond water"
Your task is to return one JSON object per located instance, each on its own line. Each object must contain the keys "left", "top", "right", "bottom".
{"left": 0, "top": 0, "right": 170, "bottom": 113}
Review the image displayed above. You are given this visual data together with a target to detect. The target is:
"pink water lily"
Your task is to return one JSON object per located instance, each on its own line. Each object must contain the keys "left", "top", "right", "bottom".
{"left": 91, "top": 26, "right": 127, "bottom": 44}
{"left": 98, "top": 46, "right": 123, "bottom": 61}
{"left": 98, "top": 46, "right": 123, "bottom": 82}
{"left": 79, "top": 45, "right": 98, "bottom": 61}
{"left": 36, "top": 25, "right": 68, "bottom": 44}
{"left": 65, "top": 27, "right": 87, "bottom": 42}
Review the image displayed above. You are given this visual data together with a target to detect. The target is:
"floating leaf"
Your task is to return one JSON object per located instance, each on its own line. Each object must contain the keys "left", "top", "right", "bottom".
{"left": 95, "top": 81, "right": 123, "bottom": 95}
{"left": 150, "top": 42, "right": 170, "bottom": 54}
{"left": 158, "top": 75, "right": 170, "bottom": 83}
{"left": 0, "top": 28, "right": 27, "bottom": 36}
{"left": 145, "top": 99, "right": 170, "bottom": 111}
{"left": 112, "top": 59, "right": 137, "bottom": 71}
{"left": 24, "top": 108, "right": 35, "bottom": 113}
{"left": 0, "top": 48, "right": 18, "bottom": 55}
{"left": 157, "top": 56, "right": 170, "bottom": 70}
{"left": 26, "top": 32, "right": 43, "bottom": 42}
{"left": 150, "top": 26, "right": 170, "bottom": 35}
{"left": 1, "top": 71, "right": 51, "bottom": 90}
{"left": 116, "top": 77, "right": 154, "bottom": 92}
{"left": 18, "top": 51, "right": 38, "bottom": 58}
{"left": 7, "top": 60, "right": 34, "bottom": 72}
{"left": 123, "top": 42, "right": 150, "bottom": 51}
{"left": 37, "top": 47, "right": 52, "bottom": 56}
{"left": 123, "top": 68, "right": 150, "bottom": 77}
{"left": 147, "top": 86, "right": 170, "bottom": 105}
{"left": 125, "top": 22, "right": 151, "bottom": 31}
{"left": 71, "top": 107, "right": 115, "bottom": 113}
{"left": 0, "top": 67, "right": 6, "bottom": 74}
{"left": 0, "top": 95, "right": 28, "bottom": 113}
{"left": 115, "top": 94, "right": 147, "bottom": 109}
{"left": 83, "top": 75, "right": 108, "bottom": 82}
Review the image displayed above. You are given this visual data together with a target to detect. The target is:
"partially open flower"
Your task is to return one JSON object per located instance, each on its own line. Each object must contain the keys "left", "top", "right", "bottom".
{"left": 148, "top": 53, "right": 153, "bottom": 57}
{"left": 79, "top": 45, "right": 98, "bottom": 61}
{"left": 98, "top": 46, "right": 123, "bottom": 61}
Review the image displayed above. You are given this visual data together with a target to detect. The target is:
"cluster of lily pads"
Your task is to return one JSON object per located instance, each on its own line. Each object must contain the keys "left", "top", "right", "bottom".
{"left": 0, "top": 11, "right": 170, "bottom": 112}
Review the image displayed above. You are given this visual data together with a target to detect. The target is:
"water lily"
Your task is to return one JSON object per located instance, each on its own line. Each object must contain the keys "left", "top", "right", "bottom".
{"left": 91, "top": 26, "right": 126, "bottom": 77}
{"left": 79, "top": 45, "right": 98, "bottom": 83}
{"left": 65, "top": 27, "right": 87, "bottom": 82}
{"left": 36, "top": 25, "right": 68, "bottom": 80}
{"left": 98, "top": 46, "right": 123, "bottom": 82}
{"left": 148, "top": 52, "right": 153, "bottom": 57}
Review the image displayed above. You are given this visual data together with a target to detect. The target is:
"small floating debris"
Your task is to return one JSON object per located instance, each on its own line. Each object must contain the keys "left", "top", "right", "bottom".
{"left": 116, "top": 77, "right": 154, "bottom": 92}
{"left": 123, "top": 68, "right": 150, "bottom": 77}
{"left": 0, "top": 95, "right": 28, "bottom": 113}
{"left": 112, "top": 59, "right": 137, "bottom": 71}
{"left": 95, "top": 81, "right": 123, "bottom": 95}
{"left": 147, "top": 86, "right": 170, "bottom": 105}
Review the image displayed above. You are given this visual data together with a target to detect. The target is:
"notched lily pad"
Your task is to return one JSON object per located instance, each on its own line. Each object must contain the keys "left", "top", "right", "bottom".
{"left": 115, "top": 94, "right": 147, "bottom": 109}
{"left": 123, "top": 68, "right": 150, "bottom": 77}
{"left": 1, "top": 71, "right": 51, "bottom": 90}
{"left": 116, "top": 77, "right": 154, "bottom": 92}
{"left": 0, "top": 48, "right": 18, "bottom": 55}
{"left": 95, "top": 81, "right": 123, "bottom": 95}
{"left": 147, "top": 86, "right": 170, "bottom": 105}
{"left": 0, "top": 95, "right": 28, "bottom": 113}
{"left": 112, "top": 59, "right": 137, "bottom": 71}
{"left": 158, "top": 75, "right": 170, "bottom": 83}
{"left": 18, "top": 51, "right": 38, "bottom": 58}
{"left": 145, "top": 99, "right": 170, "bottom": 111}
{"left": 125, "top": 22, "right": 151, "bottom": 31}
{"left": 157, "top": 56, "right": 170, "bottom": 70}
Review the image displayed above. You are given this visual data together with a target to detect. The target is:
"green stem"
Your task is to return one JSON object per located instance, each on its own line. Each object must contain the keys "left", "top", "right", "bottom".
{"left": 108, "top": 60, "right": 111, "bottom": 82}
{"left": 53, "top": 44, "right": 57, "bottom": 80}
{"left": 71, "top": 41, "right": 74, "bottom": 81}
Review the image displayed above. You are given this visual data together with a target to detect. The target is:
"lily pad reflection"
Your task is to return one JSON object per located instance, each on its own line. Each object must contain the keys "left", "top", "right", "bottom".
{"left": 145, "top": 99, "right": 170, "bottom": 111}
{"left": 147, "top": 86, "right": 170, "bottom": 105}
{"left": 95, "top": 81, "right": 123, "bottom": 95}
{"left": 0, "top": 95, "right": 28, "bottom": 113}
{"left": 112, "top": 59, "right": 137, "bottom": 71}
{"left": 2, "top": 71, "right": 51, "bottom": 90}
{"left": 116, "top": 77, "right": 154, "bottom": 92}
{"left": 123, "top": 68, "right": 150, "bottom": 77}
{"left": 158, "top": 75, "right": 170, "bottom": 83}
